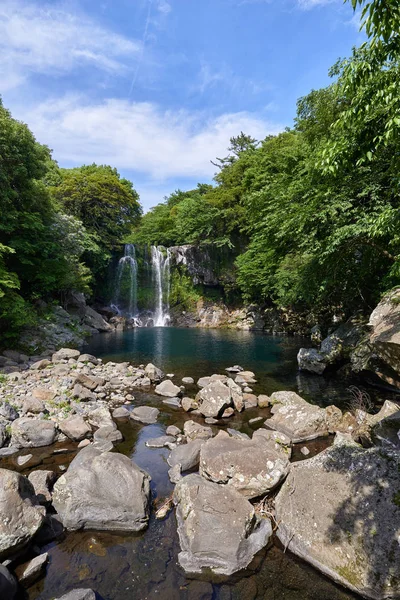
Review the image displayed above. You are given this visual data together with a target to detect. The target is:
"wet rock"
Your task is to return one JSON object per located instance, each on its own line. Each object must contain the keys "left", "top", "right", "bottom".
{"left": 55, "top": 590, "right": 96, "bottom": 600}
{"left": 28, "top": 470, "right": 56, "bottom": 506}
{"left": 275, "top": 444, "right": 400, "bottom": 600}
{"left": 196, "top": 380, "right": 233, "bottom": 418}
{"left": 33, "top": 514, "right": 64, "bottom": 545}
{"left": 145, "top": 363, "right": 164, "bottom": 382}
{"left": 0, "top": 565, "right": 17, "bottom": 599}
{"left": 200, "top": 430, "right": 290, "bottom": 499}
{"left": 130, "top": 406, "right": 159, "bottom": 425}
{"left": 11, "top": 417, "right": 57, "bottom": 448}
{"left": 258, "top": 394, "right": 270, "bottom": 408}
{"left": 52, "top": 348, "right": 81, "bottom": 362}
{"left": 174, "top": 473, "right": 272, "bottom": 575}
{"left": 297, "top": 347, "right": 327, "bottom": 375}
{"left": 112, "top": 407, "right": 130, "bottom": 419}
{"left": 168, "top": 439, "right": 205, "bottom": 471}
{"left": 58, "top": 416, "right": 91, "bottom": 442}
{"left": 52, "top": 446, "right": 151, "bottom": 532}
{"left": 146, "top": 435, "right": 176, "bottom": 448}
{"left": 266, "top": 392, "right": 329, "bottom": 443}
{"left": 93, "top": 424, "right": 123, "bottom": 444}
{"left": 15, "top": 552, "right": 48, "bottom": 587}
{"left": 166, "top": 425, "right": 181, "bottom": 437}
{"left": 183, "top": 420, "right": 213, "bottom": 441}
{"left": 0, "top": 469, "right": 44, "bottom": 559}
{"left": 155, "top": 380, "right": 181, "bottom": 397}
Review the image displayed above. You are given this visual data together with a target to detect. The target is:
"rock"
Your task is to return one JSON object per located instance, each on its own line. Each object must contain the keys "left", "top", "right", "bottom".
{"left": 253, "top": 428, "right": 292, "bottom": 458}
{"left": 196, "top": 380, "right": 233, "bottom": 418}
{"left": 225, "top": 365, "right": 243, "bottom": 373}
{"left": 249, "top": 417, "right": 263, "bottom": 425}
{"left": 181, "top": 397, "right": 198, "bottom": 412}
{"left": 162, "top": 397, "right": 181, "bottom": 408}
{"left": 78, "top": 439, "right": 90, "bottom": 449}
{"left": 33, "top": 514, "right": 64, "bottom": 545}
{"left": 297, "top": 347, "right": 327, "bottom": 374}
{"left": 166, "top": 425, "right": 181, "bottom": 437}
{"left": 55, "top": 589, "right": 96, "bottom": 600}
{"left": 275, "top": 444, "right": 400, "bottom": 600}
{"left": 174, "top": 474, "right": 272, "bottom": 575}
{"left": 15, "top": 552, "right": 48, "bottom": 586}
{"left": 226, "top": 378, "right": 244, "bottom": 412}
{"left": 28, "top": 470, "right": 56, "bottom": 506}
{"left": 222, "top": 407, "right": 235, "bottom": 418}
{"left": 258, "top": 394, "right": 270, "bottom": 408}
{"left": 325, "top": 405, "right": 343, "bottom": 433}
{"left": 300, "top": 446, "right": 310, "bottom": 456}
{"left": 3, "top": 350, "right": 23, "bottom": 363}
{"left": 86, "top": 406, "right": 113, "bottom": 429}
{"left": 93, "top": 425, "right": 123, "bottom": 444}
{"left": 204, "top": 417, "right": 218, "bottom": 424}
{"left": 22, "top": 396, "right": 45, "bottom": 414}
{"left": 0, "top": 469, "right": 44, "bottom": 559}
{"left": 145, "top": 363, "right": 164, "bottom": 382}
{"left": 52, "top": 348, "right": 81, "bottom": 362}
{"left": 30, "top": 359, "right": 51, "bottom": 370}
{"left": 155, "top": 380, "right": 181, "bottom": 397}
{"left": 199, "top": 430, "right": 290, "bottom": 499}
{"left": 167, "top": 440, "right": 205, "bottom": 471}
{"left": 145, "top": 435, "right": 176, "bottom": 448}
{"left": 32, "top": 387, "right": 56, "bottom": 402}
{"left": 130, "top": 406, "right": 159, "bottom": 425}
{"left": 266, "top": 392, "right": 329, "bottom": 443}
{"left": 59, "top": 416, "right": 91, "bottom": 441}
{"left": 78, "top": 354, "right": 99, "bottom": 365}
{"left": 227, "top": 428, "right": 250, "bottom": 440}
{"left": 0, "top": 401, "right": 18, "bottom": 421}
{"left": 168, "top": 464, "right": 182, "bottom": 484}
{"left": 72, "top": 384, "right": 96, "bottom": 401}
{"left": 0, "top": 565, "right": 17, "bottom": 599}
{"left": 0, "top": 446, "right": 18, "bottom": 457}
{"left": 243, "top": 393, "right": 258, "bottom": 409}
{"left": 0, "top": 423, "right": 7, "bottom": 448}
{"left": 112, "top": 406, "right": 130, "bottom": 418}
{"left": 52, "top": 446, "right": 151, "bottom": 532}
{"left": 74, "top": 373, "right": 103, "bottom": 391}
{"left": 83, "top": 306, "right": 112, "bottom": 332}
{"left": 182, "top": 377, "right": 194, "bottom": 384}
{"left": 11, "top": 417, "right": 57, "bottom": 448}
{"left": 183, "top": 420, "right": 213, "bottom": 441}
{"left": 197, "top": 376, "right": 211, "bottom": 388}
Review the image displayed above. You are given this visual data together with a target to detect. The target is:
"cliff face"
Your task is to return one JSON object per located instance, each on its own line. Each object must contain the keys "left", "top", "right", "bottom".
{"left": 168, "top": 244, "right": 236, "bottom": 287}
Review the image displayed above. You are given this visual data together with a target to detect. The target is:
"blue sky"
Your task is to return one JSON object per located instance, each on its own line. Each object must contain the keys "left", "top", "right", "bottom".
{"left": 0, "top": 0, "right": 362, "bottom": 211}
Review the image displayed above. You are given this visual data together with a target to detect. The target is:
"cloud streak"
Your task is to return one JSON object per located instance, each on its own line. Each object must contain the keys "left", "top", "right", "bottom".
{"left": 20, "top": 95, "right": 282, "bottom": 180}
{"left": 0, "top": 0, "right": 141, "bottom": 91}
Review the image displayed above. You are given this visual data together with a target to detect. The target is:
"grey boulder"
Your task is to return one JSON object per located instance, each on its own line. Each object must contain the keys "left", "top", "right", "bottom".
{"left": 0, "top": 469, "right": 44, "bottom": 559}
{"left": 266, "top": 391, "right": 329, "bottom": 443}
{"left": 196, "top": 380, "right": 233, "bottom": 418}
{"left": 145, "top": 363, "right": 164, "bottom": 382}
{"left": 130, "top": 406, "right": 159, "bottom": 424}
{"left": 11, "top": 417, "right": 57, "bottom": 448}
{"left": 297, "top": 347, "right": 327, "bottom": 375}
{"left": 275, "top": 443, "right": 400, "bottom": 600}
{"left": 174, "top": 474, "right": 272, "bottom": 575}
{"left": 52, "top": 446, "right": 151, "bottom": 532}
{"left": 59, "top": 416, "right": 91, "bottom": 441}
{"left": 28, "top": 470, "right": 57, "bottom": 506}
{"left": 155, "top": 379, "right": 181, "bottom": 397}
{"left": 168, "top": 439, "right": 205, "bottom": 471}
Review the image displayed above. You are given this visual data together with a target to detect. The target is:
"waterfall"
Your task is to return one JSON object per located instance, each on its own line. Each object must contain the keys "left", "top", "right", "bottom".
{"left": 151, "top": 245, "right": 171, "bottom": 327}
{"left": 111, "top": 244, "right": 138, "bottom": 318}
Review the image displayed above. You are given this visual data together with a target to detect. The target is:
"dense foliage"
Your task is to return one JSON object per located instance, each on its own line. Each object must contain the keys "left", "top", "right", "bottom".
{"left": 132, "top": 0, "right": 400, "bottom": 317}
{"left": 0, "top": 100, "right": 140, "bottom": 341}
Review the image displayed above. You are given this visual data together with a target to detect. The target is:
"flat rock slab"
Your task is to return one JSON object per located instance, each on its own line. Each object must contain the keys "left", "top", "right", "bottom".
{"left": 200, "top": 431, "right": 290, "bottom": 499}
{"left": 130, "top": 406, "right": 160, "bottom": 424}
{"left": 55, "top": 590, "right": 96, "bottom": 600}
{"left": 155, "top": 380, "right": 181, "bottom": 397}
{"left": 267, "top": 391, "right": 329, "bottom": 443}
{"left": 168, "top": 440, "right": 205, "bottom": 471}
{"left": 275, "top": 443, "right": 400, "bottom": 600}
{"left": 174, "top": 473, "right": 272, "bottom": 575}
{"left": 162, "top": 397, "right": 181, "bottom": 408}
{"left": 145, "top": 435, "right": 176, "bottom": 448}
{"left": 15, "top": 552, "right": 48, "bottom": 587}
{"left": 52, "top": 446, "right": 151, "bottom": 532}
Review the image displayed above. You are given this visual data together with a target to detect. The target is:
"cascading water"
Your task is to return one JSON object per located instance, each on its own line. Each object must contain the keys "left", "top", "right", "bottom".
{"left": 111, "top": 244, "right": 138, "bottom": 318}
{"left": 151, "top": 245, "right": 171, "bottom": 327}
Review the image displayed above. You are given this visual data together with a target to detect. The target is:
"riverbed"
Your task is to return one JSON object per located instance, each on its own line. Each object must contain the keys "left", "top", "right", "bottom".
{"left": 25, "top": 328, "right": 376, "bottom": 600}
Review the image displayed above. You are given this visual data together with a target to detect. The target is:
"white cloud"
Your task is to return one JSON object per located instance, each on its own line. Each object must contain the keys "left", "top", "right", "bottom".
{"left": 0, "top": 0, "right": 140, "bottom": 90}
{"left": 19, "top": 95, "right": 282, "bottom": 180}
{"left": 297, "top": 0, "right": 338, "bottom": 8}
{"left": 157, "top": 1, "right": 172, "bottom": 15}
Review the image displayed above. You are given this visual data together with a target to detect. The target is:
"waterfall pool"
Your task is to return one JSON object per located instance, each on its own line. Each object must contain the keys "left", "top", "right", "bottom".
{"left": 27, "top": 328, "right": 382, "bottom": 600}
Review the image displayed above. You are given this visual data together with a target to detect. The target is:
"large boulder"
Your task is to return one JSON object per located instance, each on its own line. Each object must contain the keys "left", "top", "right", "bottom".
{"left": 174, "top": 474, "right": 272, "bottom": 575}
{"left": 199, "top": 430, "right": 289, "bottom": 499}
{"left": 58, "top": 416, "right": 91, "bottom": 441}
{"left": 196, "top": 380, "right": 233, "bottom": 418}
{"left": 145, "top": 363, "right": 164, "bottom": 382}
{"left": 297, "top": 348, "right": 327, "bottom": 375}
{"left": 275, "top": 443, "right": 400, "bottom": 600}
{"left": 168, "top": 440, "right": 205, "bottom": 471}
{"left": 130, "top": 406, "right": 159, "bottom": 424}
{"left": 52, "top": 446, "right": 151, "bottom": 532}
{"left": 82, "top": 306, "right": 112, "bottom": 332}
{"left": 0, "top": 469, "right": 45, "bottom": 559}
{"left": 155, "top": 380, "right": 181, "bottom": 397}
{"left": 266, "top": 391, "right": 329, "bottom": 443}
{"left": 11, "top": 417, "right": 57, "bottom": 448}
{"left": 52, "top": 348, "right": 81, "bottom": 362}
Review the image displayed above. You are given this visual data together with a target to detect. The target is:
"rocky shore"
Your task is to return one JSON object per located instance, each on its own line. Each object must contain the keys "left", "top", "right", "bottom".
{"left": 0, "top": 347, "right": 398, "bottom": 599}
